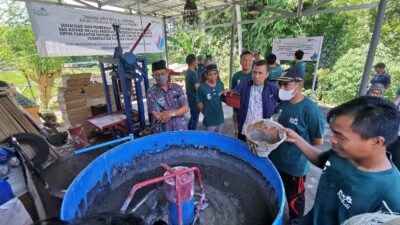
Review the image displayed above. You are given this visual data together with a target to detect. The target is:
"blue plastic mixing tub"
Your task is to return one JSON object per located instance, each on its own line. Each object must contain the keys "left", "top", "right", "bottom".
{"left": 61, "top": 131, "right": 287, "bottom": 225}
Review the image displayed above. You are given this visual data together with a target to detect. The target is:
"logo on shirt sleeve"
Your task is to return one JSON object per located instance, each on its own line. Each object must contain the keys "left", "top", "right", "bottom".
{"left": 337, "top": 190, "right": 352, "bottom": 210}
{"left": 323, "top": 161, "right": 331, "bottom": 172}
{"left": 289, "top": 117, "right": 298, "bottom": 126}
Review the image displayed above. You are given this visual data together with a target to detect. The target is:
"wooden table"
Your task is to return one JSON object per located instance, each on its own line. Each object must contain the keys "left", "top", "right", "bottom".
{"left": 87, "top": 112, "right": 129, "bottom": 134}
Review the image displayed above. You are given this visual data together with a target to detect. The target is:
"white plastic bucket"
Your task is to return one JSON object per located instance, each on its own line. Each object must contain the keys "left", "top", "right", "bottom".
{"left": 244, "top": 119, "right": 286, "bottom": 157}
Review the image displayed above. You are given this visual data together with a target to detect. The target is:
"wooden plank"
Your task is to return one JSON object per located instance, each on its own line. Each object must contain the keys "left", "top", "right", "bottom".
{"left": 0, "top": 95, "right": 59, "bottom": 159}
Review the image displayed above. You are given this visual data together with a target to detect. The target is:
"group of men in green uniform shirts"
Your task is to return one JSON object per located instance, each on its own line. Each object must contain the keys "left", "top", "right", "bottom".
{"left": 147, "top": 49, "right": 400, "bottom": 225}
{"left": 184, "top": 54, "right": 225, "bottom": 132}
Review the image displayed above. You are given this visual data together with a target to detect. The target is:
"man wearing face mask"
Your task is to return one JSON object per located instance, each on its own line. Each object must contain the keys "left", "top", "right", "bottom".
{"left": 367, "top": 83, "right": 385, "bottom": 97}
{"left": 147, "top": 60, "right": 189, "bottom": 133}
{"left": 230, "top": 60, "right": 279, "bottom": 141}
{"left": 268, "top": 69, "right": 325, "bottom": 224}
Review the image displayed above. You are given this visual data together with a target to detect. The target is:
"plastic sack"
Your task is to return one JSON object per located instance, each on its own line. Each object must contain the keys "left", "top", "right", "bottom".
{"left": 0, "top": 198, "right": 32, "bottom": 225}
{"left": 0, "top": 179, "right": 14, "bottom": 205}
{"left": 0, "top": 147, "right": 15, "bottom": 165}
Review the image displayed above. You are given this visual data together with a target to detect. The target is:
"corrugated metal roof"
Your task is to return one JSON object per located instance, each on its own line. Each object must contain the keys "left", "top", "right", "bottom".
{"left": 31, "top": 0, "right": 237, "bottom": 18}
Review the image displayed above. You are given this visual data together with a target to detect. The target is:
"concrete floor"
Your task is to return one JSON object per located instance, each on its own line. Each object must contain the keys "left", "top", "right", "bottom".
{"left": 39, "top": 103, "right": 332, "bottom": 219}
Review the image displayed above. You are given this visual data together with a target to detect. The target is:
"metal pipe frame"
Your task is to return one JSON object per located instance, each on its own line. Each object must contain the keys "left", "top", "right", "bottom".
{"left": 120, "top": 164, "right": 206, "bottom": 225}
{"left": 100, "top": 62, "right": 118, "bottom": 138}
{"left": 302, "top": 2, "right": 379, "bottom": 16}
{"left": 132, "top": 58, "right": 150, "bottom": 129}
{"left": 100, "top": 62, "right": 113, "bottom": 114}
{"left": 235, "top": 4, "right": 242, "bottom": 56}
{"left": 228, "top": 3, "right": 236, "bottom": 88}
{"left": 197, "top": 5, "right": 231, "bottom": 27}
{"left": 21, "top": 0, "right": 380, "bottom": 22}
{"left": 166, "top": 1, "right": 245, "bottom": 19}
{"left": 359, "top": 0, "right": 387, "bottom": 96}
{"left": 163, "top": 17, "right": 169, "bottom": 66}
{"left": 72, "top": 0, "right": 98, "bottom": 10}
{"left": 116, "top": 59, "right": 134, "bottom": 134}
{"left": 170, "top": 2, "right": 380, "bottom": 33}
{"left": 301, "top": 0, "right": 334, "bottom": 15}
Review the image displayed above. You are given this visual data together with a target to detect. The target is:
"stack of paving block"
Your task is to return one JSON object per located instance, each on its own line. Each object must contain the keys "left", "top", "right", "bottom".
{"left": 57, "top": 74, "right": 116, "bottom": 137}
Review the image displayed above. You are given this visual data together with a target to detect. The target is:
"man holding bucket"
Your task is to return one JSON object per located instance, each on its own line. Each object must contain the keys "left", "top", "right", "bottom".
{"left": 269, "top": 69, "right": 325, "bottom": 224}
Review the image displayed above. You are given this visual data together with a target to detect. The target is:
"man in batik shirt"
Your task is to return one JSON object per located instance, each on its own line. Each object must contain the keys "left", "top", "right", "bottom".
{"left": 147, "top": 60, "right": 189, "bottom": 133}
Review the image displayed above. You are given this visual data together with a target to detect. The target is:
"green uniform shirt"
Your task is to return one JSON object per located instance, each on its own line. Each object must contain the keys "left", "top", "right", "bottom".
{"left": 185, "top": 69, "right": 199, "bottom": 108}
{"left": 303, "top": 150, "right": 400, "bottom": 225}
{"left": 269, "top": 98, "right": 325, "bottom": 177}
{"left": 291, "top": 61, "right": 306, "bottom": 76}
{"left": 268, "top": 66, "right": 283, "bottom": 81}
{"left": 197, "top": 81, "right": 224, "bottom": 127}
{"left": 231, "top": 71, "right": 252, "bottom": 89}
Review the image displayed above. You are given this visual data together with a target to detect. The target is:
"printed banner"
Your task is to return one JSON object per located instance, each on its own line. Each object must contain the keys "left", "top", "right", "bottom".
{"left": 26, "top": 3, "right": 165, "bottom": 57}
{"left": 272, "top": 36, "right": 323, "bottom": 61}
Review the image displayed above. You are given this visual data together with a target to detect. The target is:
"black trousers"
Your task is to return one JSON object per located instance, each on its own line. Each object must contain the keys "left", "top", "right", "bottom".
{"left": 278, "top": 169, "right": 306, "bottom": 223}
{"left": 237, "top": 133, "right": 246, "bottom": 141}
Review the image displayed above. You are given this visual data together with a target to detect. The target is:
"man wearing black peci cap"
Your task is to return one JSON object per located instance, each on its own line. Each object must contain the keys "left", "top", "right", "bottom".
{"left": 268, "top": 69, "right": 325, "bottom": 224}
{"left": 147, "top": 60, "right": 189, "bottom": 133}
{"left": 370, "top": 62, "right": 391, "bottom": 89}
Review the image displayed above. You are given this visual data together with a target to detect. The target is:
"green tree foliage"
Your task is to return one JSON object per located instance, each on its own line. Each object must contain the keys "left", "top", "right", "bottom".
{"left": 0, "top": 1, "right": 69, "bottom": 108}
{"left": 167, "top": 26, "right": 239, "bottom": 87}
{"left": 167, "top": 0, "right": 400, "bottom": 105}
{"left": 315, "top": 44, "right": 400, "bottom": 105}
{"left": 167, "top": 30, "right": 212, "bottom": 63}
{"left": 380, "top": 0, "right": 400, "bottom": 56}
{"left": 241, "top": 0, "right": 374, "bottom": 69}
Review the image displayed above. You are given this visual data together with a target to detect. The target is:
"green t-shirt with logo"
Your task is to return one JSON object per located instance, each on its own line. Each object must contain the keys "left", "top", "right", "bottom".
{"left": 302, "top": 150, "right": 400, "bottom": 225}
{"left": 185, "top": 69, "right": 199, "bottom": 108}
{"left": 268, "top": 66, "right": 283, "bottom": 81}
{"left": 269, "top": 97, "right": 325, "bottom": 177}
{"left": 231, "top": 71, "right": 252, "bottom": 89}
{"left": 291, "top": 61, "right": 306, "bottom": 76}
{"left": 197, "top": 81, "right": 224, "bottom": 127}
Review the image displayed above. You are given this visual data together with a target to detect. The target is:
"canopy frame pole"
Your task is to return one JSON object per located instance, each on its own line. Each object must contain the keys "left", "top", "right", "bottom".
{"left": 228, "top": 3, "right": 236, "bottom": 88}
{"left": 359, "top": 0, "right": 387, "bottom": 96}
